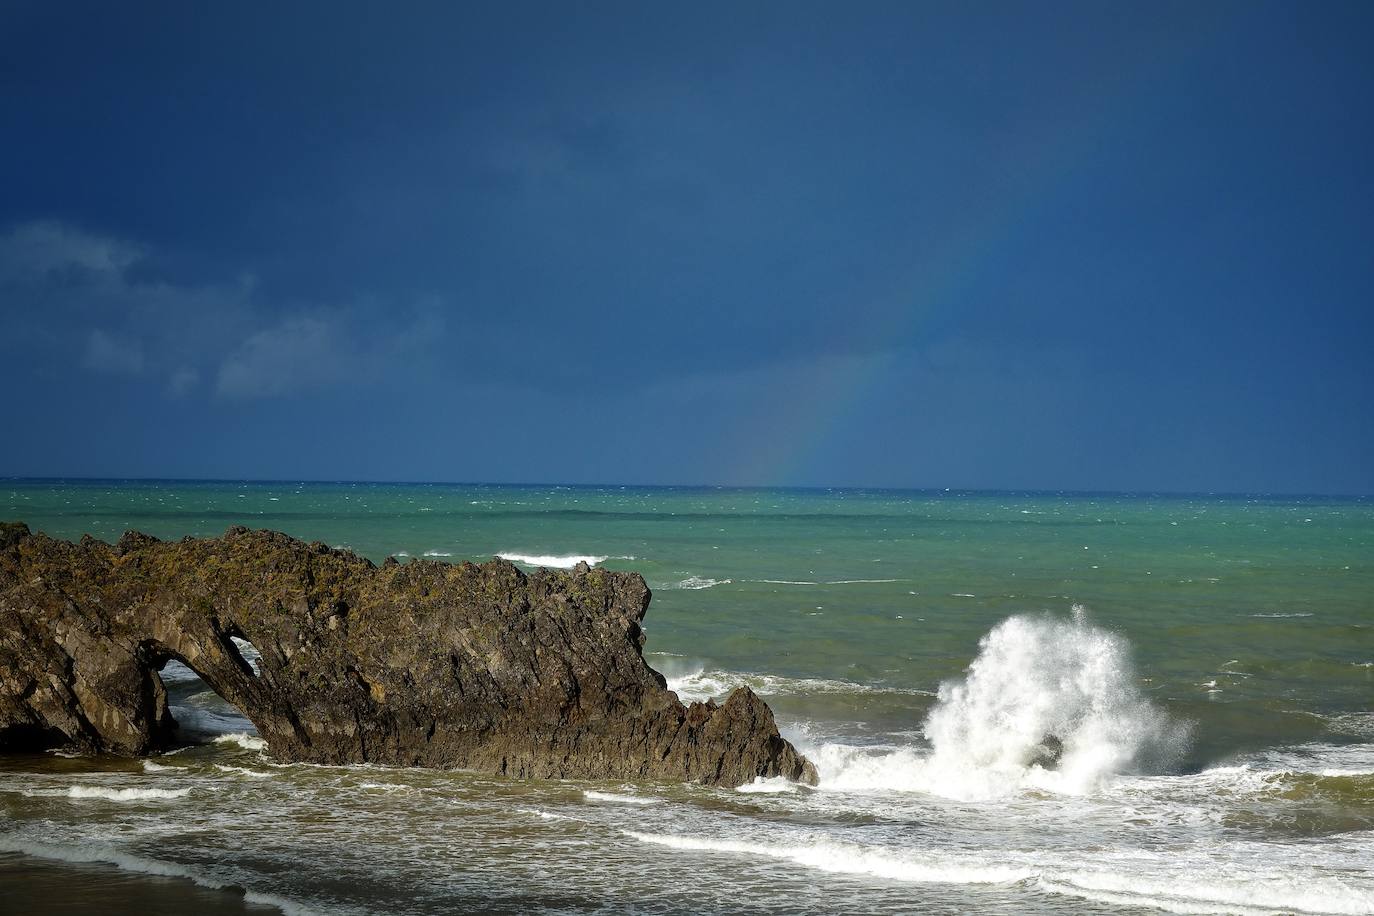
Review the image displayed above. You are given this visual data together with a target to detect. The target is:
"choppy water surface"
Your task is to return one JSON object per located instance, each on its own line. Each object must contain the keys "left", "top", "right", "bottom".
{"left": 2, "top": 481, "right": 1372, "bottom": 914}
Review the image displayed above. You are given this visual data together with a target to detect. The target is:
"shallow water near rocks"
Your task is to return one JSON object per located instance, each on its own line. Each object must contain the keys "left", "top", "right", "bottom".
{"left": 2, "top": 481, "right": 1372, "bottom": 914}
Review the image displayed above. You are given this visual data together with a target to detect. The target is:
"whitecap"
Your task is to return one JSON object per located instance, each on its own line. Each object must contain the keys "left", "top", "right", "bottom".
{"left": 517, "top": 807, "right": 575, "bottom": 821}
{"left": 623, "top": 831, "right": 1031, "bottom": 885}
{"left": 141, "top": 759, "right": 181, "bottom": 773}
{"left": 664, "top": 576, "right": 732, "bottom": 590}
{"left": 66, "top": 786, "right": 192, "bottom": 801}
{"left": 584, "top": 790, "right": 657, "bottom": 805}
{"left": 213, "top": 732, "right": 266, "bottom": 751}
{"left": 665, "top": 668, "right": 931, "bottom": 704}
{"left": 498, "top": 552, "right": 611, "bottom": 569}
{"left": 736, "top": 776, "right": 801, "bottom": 794}
{"left": 213, "top": 764, "right": 272, "bottom": 779}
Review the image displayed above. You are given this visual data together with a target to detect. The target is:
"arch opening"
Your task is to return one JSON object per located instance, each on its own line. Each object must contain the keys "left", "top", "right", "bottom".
{"left": 151, "top": 651, "right": 260, "bottom": 747}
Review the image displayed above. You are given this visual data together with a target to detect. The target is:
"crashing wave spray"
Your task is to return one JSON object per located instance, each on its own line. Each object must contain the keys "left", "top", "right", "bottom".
{"left": 919, "top": 606, "right": 1187, "bottom": 796}
{"left": 806, "top": 606, "right": 1188, "bottom": 799}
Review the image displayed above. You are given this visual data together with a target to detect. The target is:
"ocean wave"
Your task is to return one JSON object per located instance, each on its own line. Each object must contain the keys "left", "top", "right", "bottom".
{"left": 422, "top": 550, "right": 453, "bottom": 557}
{"left": 752, "top": 578, "right": 904, "bottom": 586}
{"left": 141, "top": 760, "right": 181, "bottom": 773}
{"left": 736, "top": 776, "right": 803, "bottom": 794}
{"left": 623, "top": 831, "right": 1032, "bottom": 885}
{"left": 66, "top": 786, "right": 192, "bottom": 801}
{"left": 624, "top": 831, "right": 1374, "bottom": 915}
{"left": 214, "top": 764, "right": 272, "bottom": 779}
{"left": 517, "top": 807, "right": 576, "bottom": 821}
{"left": 1038, "top": 866, "right": 1374, "bottom": 916}
{"left": 664, "top": 668, "right": 932, "bottom": 704}
{"left": 789, "top": 609, "right": 1188, "bottom": 800}
{"left": 662, "top": 576, "right": 732, "bottom": 590}
{"left": 497, "top": 552, "right": 632, "bottom": 569}
{"left": 584, "top": 790, "right": 657, "bottom": 805}
{"left": 1250, "top": 612, "right": 1315, "bottom": 619}
{"left": 172, "top": 704, "right": 257, "bottom": 738}
{"left": 213, "top": 732, "right": 266, "bottom": 751}
{"left": 158, "top": 660, "right": 203, "bottom": 685}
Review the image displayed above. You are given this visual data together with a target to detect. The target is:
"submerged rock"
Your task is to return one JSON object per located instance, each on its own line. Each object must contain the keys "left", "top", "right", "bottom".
{"left": 0, "top": 522, "right": 815, "bottom": 787}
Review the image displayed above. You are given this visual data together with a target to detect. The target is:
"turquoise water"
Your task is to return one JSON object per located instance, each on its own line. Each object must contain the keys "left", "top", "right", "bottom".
{"left": 3, "top": 480, "right": 1372, "bottom": 914}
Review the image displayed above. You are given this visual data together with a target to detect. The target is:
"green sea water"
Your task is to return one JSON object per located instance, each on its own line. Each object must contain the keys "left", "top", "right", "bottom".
{"left": 2, "top": 480, "right": 1372, "bottom": 915}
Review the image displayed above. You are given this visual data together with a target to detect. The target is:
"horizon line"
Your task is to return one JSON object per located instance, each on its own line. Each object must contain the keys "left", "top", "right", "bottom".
{"left": 2, "top": 476, "right": 1369, "bottom": 501}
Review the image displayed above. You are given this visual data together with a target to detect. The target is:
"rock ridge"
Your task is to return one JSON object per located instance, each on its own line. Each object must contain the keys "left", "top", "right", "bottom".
{"left": 0, "top": 522, "right": 816, "bottom": 787}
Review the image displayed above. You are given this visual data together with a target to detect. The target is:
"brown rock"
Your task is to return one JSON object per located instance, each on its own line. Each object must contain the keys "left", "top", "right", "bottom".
{"left": 0, "top": 522, "right": 816, "bottom": 787}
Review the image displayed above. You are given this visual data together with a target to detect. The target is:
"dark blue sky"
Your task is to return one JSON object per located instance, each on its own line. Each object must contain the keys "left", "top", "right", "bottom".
{"left": 3, "top": 1, "right": 1372, "bottom": 492}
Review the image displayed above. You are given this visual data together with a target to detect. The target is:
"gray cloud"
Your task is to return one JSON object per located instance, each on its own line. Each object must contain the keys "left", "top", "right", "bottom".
{"left": 1, "top": 221, "right": 443, "bottom": 400}
{"left": 215, "top": 310, "right": 443, "bottom": 400}
{"left": 167, "top": 367, "right": 200, "bottom": 397}
{"left": 83, "top": 329, "right": 144, "bottom": 374}
{"left": 215, "top": 317, "right": 350, "bottom": 398}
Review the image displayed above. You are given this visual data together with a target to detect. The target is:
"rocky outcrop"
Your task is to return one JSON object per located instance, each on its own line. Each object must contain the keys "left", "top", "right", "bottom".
{"left": 0, "top": 522, "right": 815, "bottom": 787}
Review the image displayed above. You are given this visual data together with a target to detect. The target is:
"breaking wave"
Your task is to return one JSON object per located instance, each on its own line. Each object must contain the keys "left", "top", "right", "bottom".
{"left": 66, "top": 786, "right": 192, "bottom": 801}
{"left": 803, "top": 608, "right": 1188, "bottom": 799}
{"left": 663, "top": 576, "right": 732, "bottom": 590}
{"left": 663, "top": 667, "right": 932, "bottom": 705}
{"left": 497, "top": 552, "right": 634, "bottom": 569}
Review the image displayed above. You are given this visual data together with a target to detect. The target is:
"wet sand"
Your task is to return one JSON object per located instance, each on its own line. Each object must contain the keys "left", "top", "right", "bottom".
{"left": 0, "top": 852, "right": 284, "bottom": 915}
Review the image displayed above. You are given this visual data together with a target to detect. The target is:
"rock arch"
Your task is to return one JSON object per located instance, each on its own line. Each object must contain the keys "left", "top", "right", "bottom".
{"left": 0, "top": 522, "right": 815, "bottom": 786}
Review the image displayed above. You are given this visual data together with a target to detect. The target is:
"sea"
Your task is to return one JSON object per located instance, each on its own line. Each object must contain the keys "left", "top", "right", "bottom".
{"left": 1, "top": 480, "right": 1371, "bottom": 915}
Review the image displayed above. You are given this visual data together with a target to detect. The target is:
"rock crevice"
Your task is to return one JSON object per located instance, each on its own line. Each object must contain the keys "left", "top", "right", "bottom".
{"left": 0, "top": 522, "right": 815, "bottom": 786}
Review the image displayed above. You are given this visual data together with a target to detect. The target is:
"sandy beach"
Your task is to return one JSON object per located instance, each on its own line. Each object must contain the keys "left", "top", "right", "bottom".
{"left": 0, "top": 852, "right": 283, "bottom": 915}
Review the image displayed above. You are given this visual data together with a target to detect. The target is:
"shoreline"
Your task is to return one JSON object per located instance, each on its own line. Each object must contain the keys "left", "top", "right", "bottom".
{"left": 0, "top": 850, "right": 287, "bottom": 916}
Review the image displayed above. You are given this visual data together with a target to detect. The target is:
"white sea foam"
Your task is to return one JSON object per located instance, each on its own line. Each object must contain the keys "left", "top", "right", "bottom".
{"left": 735, "top": 776, "right": 802, "bottom": 794}
{"left": 919, "top": 608, "right": 1186, "bottom": 797}
{"left": 141, "top": 759, "right": 181, "bottom": 773}
{"left": 584, "top": 790, "right": 657, "bottom": 805}
{"left": 214, "top": 764, "right": 272, "bottom": 779}
{"left": 498, "top": 552, "right": 614, "bottom": 569}
{"left": 665, "top": 576, "right": 732, "bottom": 590}
{"left": 517, "top": 807, "right": 576, "bottom": 821}
{"left": 626, "top": 831, "right": 1374, "bottom": 915}
{"left": 799, "top": 609, "right": 1186, "bottom": 799}
{"left": 753, "top": 578, "right": 904, "bottom": 586}
{"left": 171, "top": 703, "right": 256, "bottom": 737}
{"left": 1038, "top": 865, "right": 1374, "bottom": 916}
{"left": 1209, "top": 741, "right": 1374, "bottom": 778}
{"left": 624, "top": 831, "right": 1032, "bottom": 885}
{"left": 422, "top": 550, "right": 453, "bottom": 557}
{"left": 664, "top": 668, "right": 931, "bottom": 704}
{"left": 213, "top": 732, "right": 266, "bottom": 751}
{"left": 67, "top": 786, "right": 192, "bottom": 801}
{"left": 1250, "top": 612, "right": 1315, "bottom": 618}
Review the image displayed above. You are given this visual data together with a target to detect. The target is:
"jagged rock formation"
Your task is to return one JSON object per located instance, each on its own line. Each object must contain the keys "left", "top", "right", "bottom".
{"left": 0, "top": 522, "right": 815, "bottom": 787}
